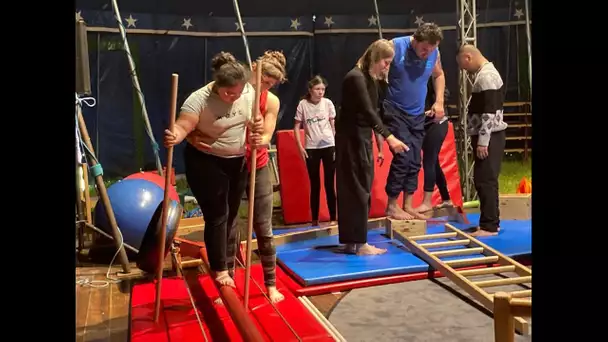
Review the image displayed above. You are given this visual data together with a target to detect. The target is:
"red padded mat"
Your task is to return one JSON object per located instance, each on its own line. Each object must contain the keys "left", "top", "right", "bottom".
{"left": 276, "top": 123, "right": 463, "bottom": 225}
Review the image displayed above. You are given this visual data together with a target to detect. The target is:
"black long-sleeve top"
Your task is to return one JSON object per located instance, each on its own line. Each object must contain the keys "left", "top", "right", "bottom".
{"left": 336, "top": 67, "right": 391, "bottom": 139}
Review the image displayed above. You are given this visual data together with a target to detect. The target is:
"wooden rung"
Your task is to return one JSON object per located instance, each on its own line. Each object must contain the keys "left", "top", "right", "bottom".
{"left": 510, "top": 299, "right": 532, "bottom": 318}
{"left": 504, "top": 148, "right": 531, "bottom": 153}
{"left": 508, "top": 289, "right": 532, "bottom": 298}
{"left": 503, "top": 112, "right": 531, "bottom": 116}
{"left": 431, "top": 247, "right": 484, "bottom": 258}
{"left": 458, "top": 265, "right": 516, "bottom": 276}
{"left": 505, "top": 136, "right": 532, "bottom": 141}
{"left": 445, "top": 256, "right": 499, "bottom": 268}
{"left": 419, "top": 239, "right": 471, "bottom": 249}
{"left": 473, "top": 276, "right": 531, "bottom": 288}
{"left": 410, "top": 232, "right": 458, "bottom": 241}
{"left": 511, "top": 298, "right": 531, "bottom": 307}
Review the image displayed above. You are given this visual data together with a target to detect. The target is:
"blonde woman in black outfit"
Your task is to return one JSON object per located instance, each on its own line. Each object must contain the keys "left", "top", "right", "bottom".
{"left": 335, "top": 39, "right": 408, "bottom": 256}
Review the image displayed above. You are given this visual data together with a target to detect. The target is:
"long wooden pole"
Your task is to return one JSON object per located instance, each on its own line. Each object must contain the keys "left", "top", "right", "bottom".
{"left": 244, "top": 60, "right": 263, "bottom": 310}
{"left": 154, "top": 73, "right": 179, "bottom": 322}
{"left": 77, "top": 107, "right": 131, "bottom": 273}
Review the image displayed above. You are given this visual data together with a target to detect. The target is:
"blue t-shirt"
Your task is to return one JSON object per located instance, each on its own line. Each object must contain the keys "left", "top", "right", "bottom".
{"left": 385, "top": 36, "right": 438, "bottom": 116}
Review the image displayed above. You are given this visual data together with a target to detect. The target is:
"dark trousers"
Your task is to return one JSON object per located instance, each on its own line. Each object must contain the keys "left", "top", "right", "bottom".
{"left": 383, "top": 102, "right": 426, "bottom": 198}
{"left": 422, "top": 118, "right": 450, "bottom": 200}
{"left": 472, "top": 130, "right": 506, "bottom": 232}
{"left": 245, "top": 164, "right": 276, "bottom": 287}
{"left": 184, "top": 144, "right": 247, "bottom": 272}
{"left": 335, "top": 130, "right": 374, "bottom": 244}
{"left": 305, "top": 146, "right": 337, "bottom": 221}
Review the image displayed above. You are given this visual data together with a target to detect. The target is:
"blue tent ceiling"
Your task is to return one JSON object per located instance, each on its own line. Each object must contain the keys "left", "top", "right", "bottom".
{"left": 76, "top": 0, "right": 514, "bottom": 17}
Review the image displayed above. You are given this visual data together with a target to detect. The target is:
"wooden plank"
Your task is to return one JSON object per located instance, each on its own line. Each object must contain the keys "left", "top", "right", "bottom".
{"left": 109, "top": 280, "right": 131, "bottom": 341}
{"left": 385, "top": 218, "right": 426, "bottom": 239}
{"left": 82, "top": 274, "right": 111, "bottom": 342}
{"left": 76, "top": 278, "right": 92, "bottom": 342}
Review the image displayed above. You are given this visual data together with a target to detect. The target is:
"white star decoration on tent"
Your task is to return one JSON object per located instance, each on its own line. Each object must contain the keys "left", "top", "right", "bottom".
{"left": 368, "top": 15, "right": 377, "bottom": 26}
{"left": 235, "top": 22, "right": 245, "bottom": 31}
{"left": 125, "top": 14, "right": 137, "bottom": 28}
{"left": 415, "top": 16, "right": 425, "bottom": 26}
{"left": 324, "top": 16, "right": 334, "bottom": 28}
{"left": 514, "top": 9, "right": 524, "bottom": 19}
{"left": 290, "top": 18, "right": 301, "bottom": 30}
{"left": 182, "top": 18, "right": 193, "bottom": 30}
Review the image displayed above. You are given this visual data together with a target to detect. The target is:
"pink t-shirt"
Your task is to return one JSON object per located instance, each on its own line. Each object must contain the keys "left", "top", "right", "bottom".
{"left": 294, "top": 98, "right": 336, "bottom": 149}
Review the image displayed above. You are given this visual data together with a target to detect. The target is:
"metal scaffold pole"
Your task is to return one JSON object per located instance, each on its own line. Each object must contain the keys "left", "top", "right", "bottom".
{"left": 456, "top": 0, "right": 477, "bottom": 201}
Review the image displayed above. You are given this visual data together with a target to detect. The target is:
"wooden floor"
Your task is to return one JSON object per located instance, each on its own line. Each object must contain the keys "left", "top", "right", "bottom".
{"left": 76, "top": 265, "right": 132, "bottom": 342}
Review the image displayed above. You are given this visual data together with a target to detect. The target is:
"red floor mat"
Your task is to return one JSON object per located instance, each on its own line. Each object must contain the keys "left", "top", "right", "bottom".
{"left": 131, "top": 266, "right": 335, "bottom": 342}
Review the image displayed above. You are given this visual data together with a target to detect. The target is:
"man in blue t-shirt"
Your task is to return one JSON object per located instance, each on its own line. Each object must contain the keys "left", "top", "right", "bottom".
{"left": 383, "top": 23, "right": 446, "bottom": 220}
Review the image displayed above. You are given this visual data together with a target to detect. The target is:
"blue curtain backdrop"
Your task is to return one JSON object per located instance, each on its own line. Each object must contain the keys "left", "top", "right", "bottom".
{"left": 76, "top": 0, "right": 530, "bottom": 177}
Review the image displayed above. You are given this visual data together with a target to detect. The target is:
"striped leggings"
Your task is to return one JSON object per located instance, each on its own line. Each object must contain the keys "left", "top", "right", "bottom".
{"left": 227, "top": 164, "right": 276, "bottom": 287}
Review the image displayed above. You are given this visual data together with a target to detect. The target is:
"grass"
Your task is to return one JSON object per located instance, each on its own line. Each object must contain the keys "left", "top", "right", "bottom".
{"left": 498, "top": 157, "right": 532, "bottom": 194}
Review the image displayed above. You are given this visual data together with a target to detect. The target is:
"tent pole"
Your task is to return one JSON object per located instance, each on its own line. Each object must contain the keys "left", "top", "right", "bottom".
{"left": 109, "top": 0, "right": 164, "bottom": 176}
{"left": 524, "top": 0, "right": 532, "bottom": 96}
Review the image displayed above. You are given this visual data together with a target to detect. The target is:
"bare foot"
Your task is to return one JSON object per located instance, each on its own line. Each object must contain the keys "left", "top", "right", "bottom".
{"left": 356, "top": 243, "right": 387, "bottom": 256}
{"left": 414, "top": 203, "right": 433, "bottom": 214}
{"left": 215, "top": 270, "right": 235, "bottom": 288}
{"left": 436, "top": 200, "right": 453, "bottom": 208}
{"left": 386, "top": 204, "right": 414, "bottom": 220}
{"left": 343, "top": 243, "right": 357, "bottom": 254}
{"left": 403, "top": 206, "right": 428, "bottom": 220}
{"left": 469, "top": 228, "right": 498, "bottom": 237}
{"left": 267, "top": 286, "right": 285, "bottom": 303}
{"left": 213, "top": 297, "right": 224, "bottom": 305}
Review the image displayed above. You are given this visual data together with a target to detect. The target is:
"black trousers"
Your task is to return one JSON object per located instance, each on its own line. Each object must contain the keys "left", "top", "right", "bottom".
{"left": 422, "top": 118, "right": 450, "bottom": 200}
{"left": 383, "top": 102, "right": 426, "bottom": 197}
{"left": 472, "top": 130, "right": 506, "bottom": 232}
{"left": 184, "top": 144, "right": 247, "bottom": 272}
{"left": 305, "top": 146, "right": 337, "bottom": 221}
{"left": 335, "top": 130, "right": 374, "bottom": 244}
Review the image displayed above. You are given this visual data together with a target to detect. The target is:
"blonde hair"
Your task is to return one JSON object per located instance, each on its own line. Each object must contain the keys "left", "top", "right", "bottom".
{"left": 355, "top": 39, "right": 394, "bottom": 80}
{"left": 254, "top": 50, "right": 288, "bottom": 83}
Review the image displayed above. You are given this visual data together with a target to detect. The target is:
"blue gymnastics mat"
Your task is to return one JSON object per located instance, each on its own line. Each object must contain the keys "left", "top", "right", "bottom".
{"left": 275, "top": 213, "right": 532, "bottom": 286}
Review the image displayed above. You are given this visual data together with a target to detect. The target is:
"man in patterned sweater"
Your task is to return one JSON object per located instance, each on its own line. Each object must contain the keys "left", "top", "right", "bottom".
{"left": 457, "top": 44, "right": 508, "bottom": 236}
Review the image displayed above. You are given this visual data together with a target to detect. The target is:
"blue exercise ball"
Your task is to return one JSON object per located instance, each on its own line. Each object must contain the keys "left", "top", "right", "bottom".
{"left": 136, "top": 199, "right": 182, "bottom": 274}
{"left": 94, "top": 178, "right": 166, "bottom": 251}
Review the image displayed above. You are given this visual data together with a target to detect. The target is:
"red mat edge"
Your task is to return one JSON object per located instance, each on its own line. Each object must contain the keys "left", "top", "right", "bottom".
{"left": 277, "top": 258, "right": 532, "bottom": 297}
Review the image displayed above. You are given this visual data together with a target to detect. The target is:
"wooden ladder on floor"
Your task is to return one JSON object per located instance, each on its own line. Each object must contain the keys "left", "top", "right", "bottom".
{"left": 391, "top": 223, "right": 532, "bottom": 336}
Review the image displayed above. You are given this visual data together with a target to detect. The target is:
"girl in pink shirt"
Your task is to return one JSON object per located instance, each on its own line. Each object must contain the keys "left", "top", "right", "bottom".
{"left": 293, "top": 75, "right": 337, "bottom": 226}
